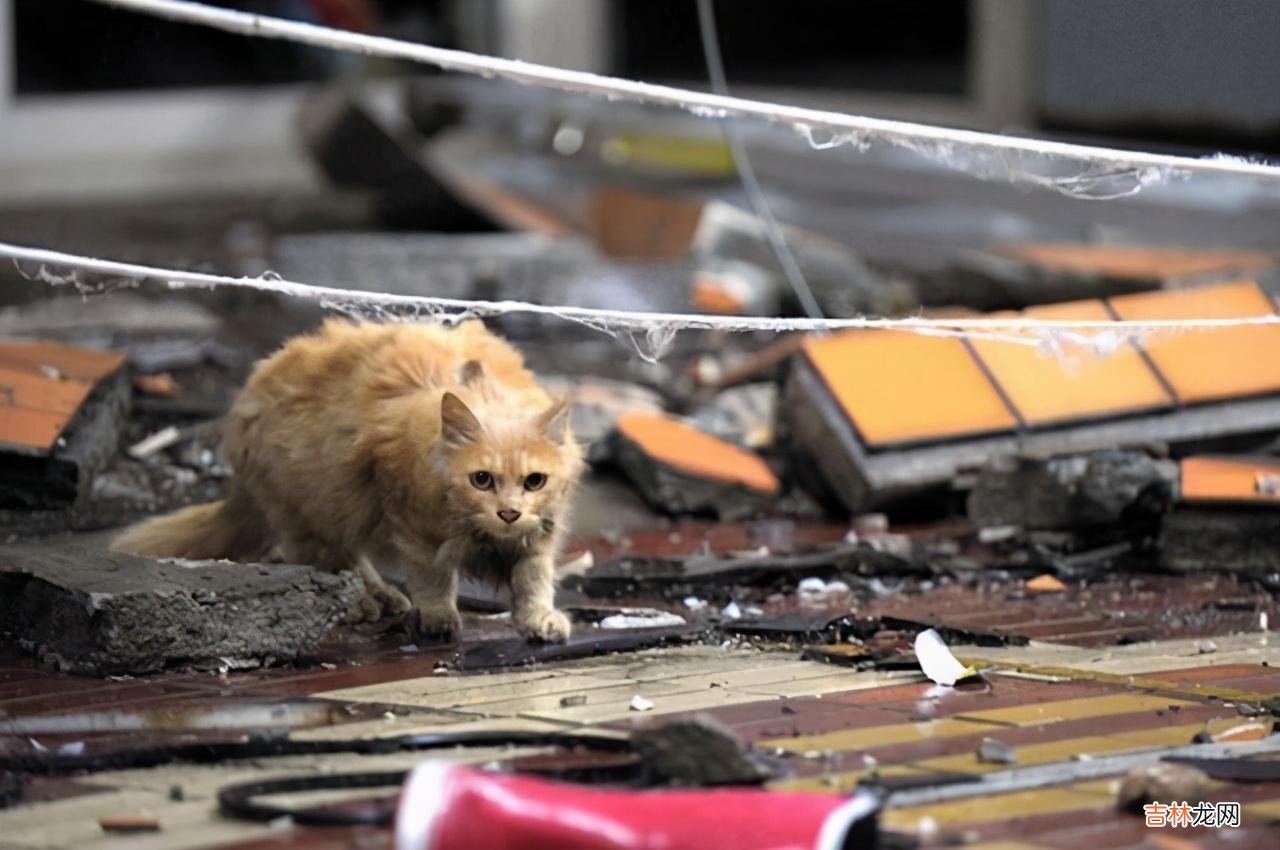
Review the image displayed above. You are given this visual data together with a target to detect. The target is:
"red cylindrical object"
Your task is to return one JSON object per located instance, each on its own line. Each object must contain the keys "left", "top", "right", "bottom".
{"left": 396, "top": 761, "right": 879, "bottom": 850}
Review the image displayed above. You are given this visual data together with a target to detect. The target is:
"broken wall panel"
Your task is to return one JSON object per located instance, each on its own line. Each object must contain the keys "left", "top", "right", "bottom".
{"left": 788, "top": 280, "right": 1280, "bottom": 512}
{"left": 968, "top": 300, "right": 1175, "bottom": 426}
{"left": 1108, "top": 280, "right": 1280, "bottom": 404}
{"left": 800, "top": 331, "right": 1018, "bottom": 447}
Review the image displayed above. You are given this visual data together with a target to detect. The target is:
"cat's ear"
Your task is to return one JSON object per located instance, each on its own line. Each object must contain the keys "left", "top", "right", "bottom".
{"left": 536, "top": 397, "right": 570, "bottom": 445}
{"left": 459, "top": 360, "right": 484, "bottom": 386}
{"left": 440, "top": 392, "right": 484, "bottom": 447}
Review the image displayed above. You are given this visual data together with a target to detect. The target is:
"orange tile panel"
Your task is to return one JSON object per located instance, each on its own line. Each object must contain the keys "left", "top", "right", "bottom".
{"left": 969, "top": 299, "right": 1174, "bottom": 426}
{"left": 801, "top": 330, "right": 1017, "bottom": 447}
{"left": 0, "top": 340, "right": 125, "bottom": 382}
{"left": 0, "top": 339, "right": 124, "bottom": 453}
{"left": 994, "top": 243, "right": 1274, "bottom": 280}
{"left": 0, "top": 405, "right": 72, "bottom": 452}
{"left": 616, "top": 413, "right": 779, "bottom": 494}
{"left": 1108, "top": 280, "right": 1280, "bottom": 403}
{"left": 1180, "top": 456, "right": 1280, "bottom": 505}
{"left": 0, "top": 366, "right": 93, "bottom": 417}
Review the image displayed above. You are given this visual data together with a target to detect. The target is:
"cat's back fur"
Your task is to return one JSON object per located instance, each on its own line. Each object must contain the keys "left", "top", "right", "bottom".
{"left": 116, "top": 318, "right": 581, "bottom": 578}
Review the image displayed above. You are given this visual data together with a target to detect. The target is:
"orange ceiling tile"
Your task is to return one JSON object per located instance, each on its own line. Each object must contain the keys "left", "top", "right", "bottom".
{"left": 617, "top": 413, "right": 779, "bottom": 494}
{"left": 969, "top": 299, "right": 1174, "bottom": 426}
{"left": 1108, "top": 280, "right": 1280, "bottom": 403}
{"left": 1180, "top": 456, "right": 1280, "bottom": 505}
{"left": 801, "top": 330, "right": 1017, "bottom": 447}
{"left": 994, "top": 243, "right": 1274, "bottom": 280}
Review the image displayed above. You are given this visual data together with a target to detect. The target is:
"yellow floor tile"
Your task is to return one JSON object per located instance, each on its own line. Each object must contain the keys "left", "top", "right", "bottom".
{"left": 318, "top": 672, "right": 635, "bottom": 708}
{"left": 526, "top": 687, "right": 781, "bottom": 725}
{"left": 882, "top": 783, "right": 1110, "bottom": 830}
{"left": 956, "top": 694, "right": 1194, "bottom": 727}
{"left": 289, "top": 714, "right": 571, "bottom": 741}
{"left": 575, "top": 648, "right": 804, "bottom": 682}
{"left": 1243, "top": 798, "right": 1280, "bottom": 820}
{"left": 733, "top": 669, "right": 923, "bottom": 699}
{"left": 456, "top": 679, "right": 697, "bottom": 718}
{"left": 765, "top": 716, "right": 1003, "bottom": 754}
{"left": 910, "top": 723, "right": 1207, "bottom": 774}
{"left": 764, "top": 694, "right": 1193, "bottom": 754}
{"left": 770, "top": 764, "right": 936, "bottom": 794}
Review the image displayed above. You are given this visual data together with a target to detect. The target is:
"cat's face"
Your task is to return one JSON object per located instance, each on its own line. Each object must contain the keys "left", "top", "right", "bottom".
{"left": 438, "top": 392, "right": 580, "bottom": 540}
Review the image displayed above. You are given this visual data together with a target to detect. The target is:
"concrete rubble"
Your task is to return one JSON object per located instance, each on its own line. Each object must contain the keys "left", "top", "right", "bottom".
{"left": 967, "top": 450, "right": 1177, "bottom": 531}
{"left": 0, "top": 546, "right": 360, "bottom": 674}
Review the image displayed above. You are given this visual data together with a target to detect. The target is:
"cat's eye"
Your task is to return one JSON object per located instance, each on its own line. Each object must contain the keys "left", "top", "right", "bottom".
{"left": 469, "top": 471, "right": 494, "bottom": 490}
{"left": 523, "top": 472, "right": 547, "bottom": 491}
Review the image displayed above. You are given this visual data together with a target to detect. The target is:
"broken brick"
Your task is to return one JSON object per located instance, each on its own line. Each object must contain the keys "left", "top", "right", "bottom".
{"left": 612, "top": 413, "right": 779, "bottom": 519}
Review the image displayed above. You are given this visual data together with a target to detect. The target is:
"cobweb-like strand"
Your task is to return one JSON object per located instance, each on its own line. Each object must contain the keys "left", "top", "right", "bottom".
{"left": 5, "top": 242, "right": 1277, "bottom": 363}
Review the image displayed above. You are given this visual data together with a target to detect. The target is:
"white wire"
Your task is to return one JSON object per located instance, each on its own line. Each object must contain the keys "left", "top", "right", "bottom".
{"left": 5, "top": 242, "right": 1278, "bottom": 342}
{"left": 695, "top": 0, "right": 824, "bottom": 320}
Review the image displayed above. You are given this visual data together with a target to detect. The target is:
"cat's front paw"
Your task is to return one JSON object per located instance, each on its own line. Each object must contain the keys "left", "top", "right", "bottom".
{"left": 515, "top": 607, "right": 571, "bottom": 643}
{"left": 415, "top": 605, "right": 462, "bottom": 642}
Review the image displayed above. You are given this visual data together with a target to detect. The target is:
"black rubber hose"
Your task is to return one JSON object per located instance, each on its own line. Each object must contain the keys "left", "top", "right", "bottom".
{"left": 0, "top": 729, "right": 635, "bottom": 776}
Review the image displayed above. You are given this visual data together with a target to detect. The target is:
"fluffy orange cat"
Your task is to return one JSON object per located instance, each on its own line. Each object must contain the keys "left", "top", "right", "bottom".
{"left": 112, "top": 319, "right": 584, "bottom": 643}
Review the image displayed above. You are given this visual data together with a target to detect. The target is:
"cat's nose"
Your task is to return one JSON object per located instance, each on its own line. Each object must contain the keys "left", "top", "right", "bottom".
{"left": 497, "top": 508, "right": 521, "bottom": 524}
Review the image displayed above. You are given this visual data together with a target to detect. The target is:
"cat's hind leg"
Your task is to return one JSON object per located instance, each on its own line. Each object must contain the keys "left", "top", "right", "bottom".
{"left": 282, "top": 536, "right": 409, "bottom": 623}
{"left": 353, "top": 554, "right": 412, "bottom": 620}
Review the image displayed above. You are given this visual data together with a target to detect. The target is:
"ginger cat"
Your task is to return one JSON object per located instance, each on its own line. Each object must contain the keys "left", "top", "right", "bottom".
{"left": 112, "top": 319, "right": 584, "bottom": 643}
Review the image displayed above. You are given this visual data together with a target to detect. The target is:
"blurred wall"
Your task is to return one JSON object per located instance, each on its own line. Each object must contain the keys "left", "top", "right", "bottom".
{"left": 1040, "top": 0, "right": 1280, "bottom": 132}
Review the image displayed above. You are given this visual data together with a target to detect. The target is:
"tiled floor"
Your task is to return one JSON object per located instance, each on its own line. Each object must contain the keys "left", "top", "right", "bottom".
{"left": 2, "top": 625, "right": 1279, "bottom": 850}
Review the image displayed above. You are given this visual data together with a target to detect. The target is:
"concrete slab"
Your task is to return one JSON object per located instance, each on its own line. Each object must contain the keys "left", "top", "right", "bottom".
{"left": 0, "top": 546, "right": 360, "bottom": 675}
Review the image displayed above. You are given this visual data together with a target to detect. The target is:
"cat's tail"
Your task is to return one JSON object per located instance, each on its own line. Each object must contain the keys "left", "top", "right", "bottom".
{"left": 110, "top": 492, "right": 269, "bottom": 560}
